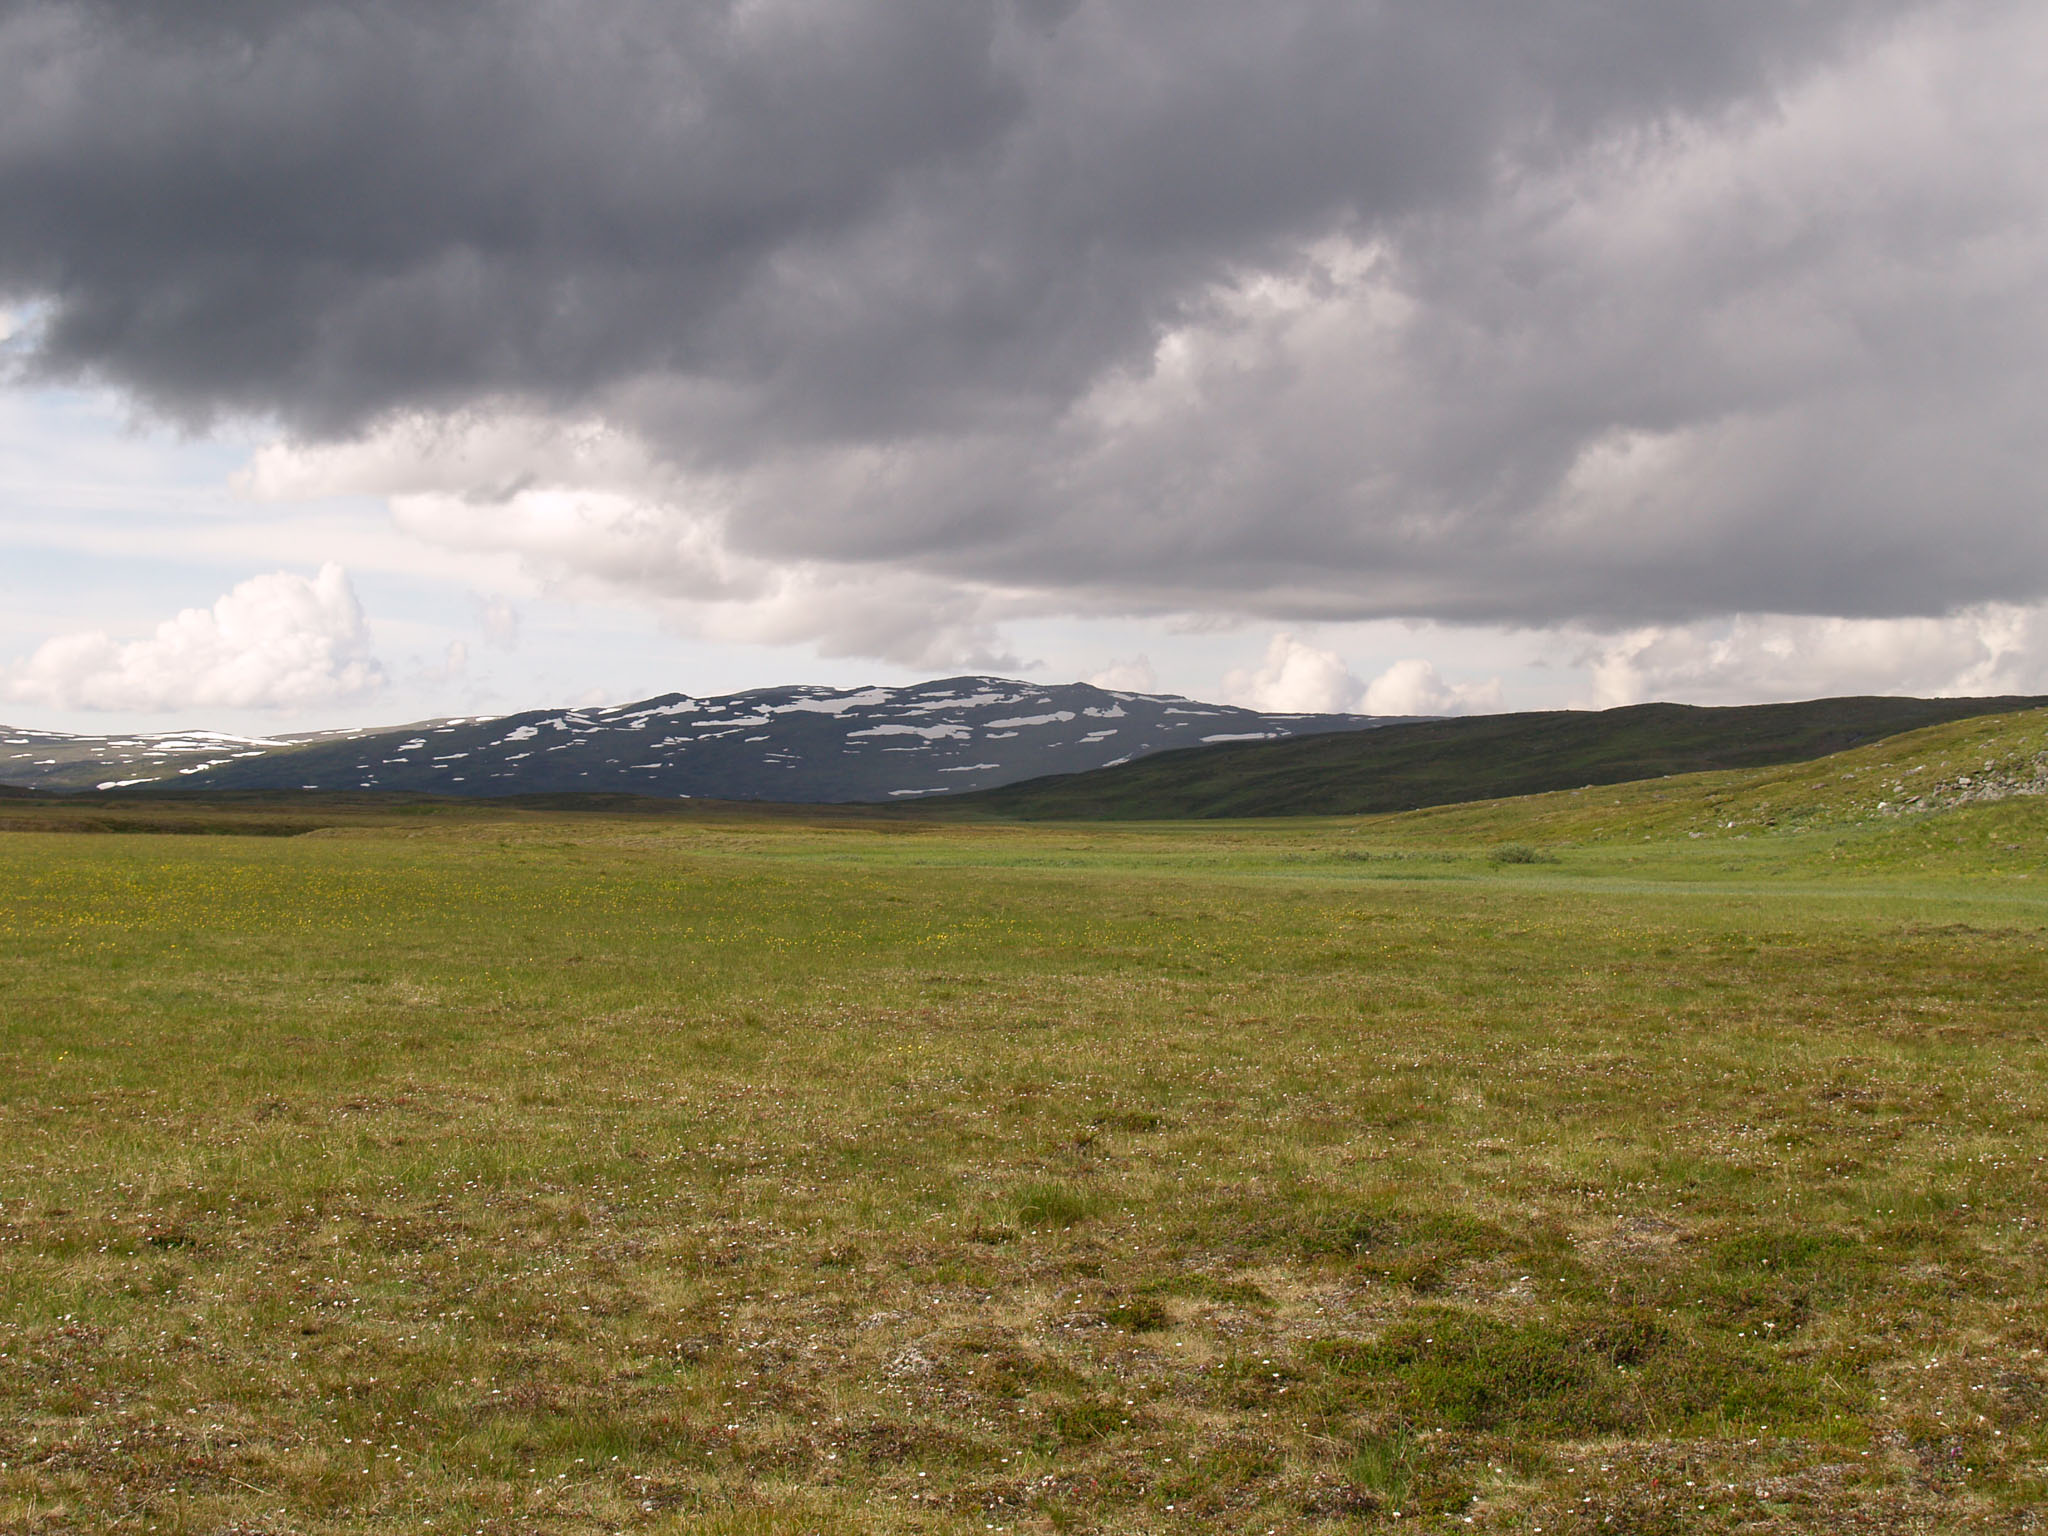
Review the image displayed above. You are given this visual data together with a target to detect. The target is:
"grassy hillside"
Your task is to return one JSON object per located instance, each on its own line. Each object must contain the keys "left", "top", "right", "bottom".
{"left": 3, "top": 735, "right": 2047, "bottom": 1532}
{"left": 1354, "top": 704, "right": 2048, "bottom": 865}
{"left": 950, "top": 693, "right": 2048, "bottom": 820}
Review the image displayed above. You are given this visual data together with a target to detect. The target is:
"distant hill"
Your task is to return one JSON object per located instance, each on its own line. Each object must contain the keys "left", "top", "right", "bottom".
{"left": 0, "top": 677, "right": 1395, "bottom": 801}
{"left": 1366, "top": 705, "right": 2048, "bottom": 852}
{"left": 945, "top": 694, "right": 2048, "bottom": 819}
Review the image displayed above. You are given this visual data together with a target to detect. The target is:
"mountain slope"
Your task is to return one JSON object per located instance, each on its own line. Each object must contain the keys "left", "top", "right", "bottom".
{"left": 0, "top": 725, "right": 367, "bottom": 793}
{"left": 943, "top": 694, "right": 2048, "bottom": 819}
{"left": 1, "top": 678, "right": 1392, "bottom": 800}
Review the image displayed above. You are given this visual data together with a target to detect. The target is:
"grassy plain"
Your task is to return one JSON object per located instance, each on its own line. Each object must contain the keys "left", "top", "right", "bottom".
{"left": 2, "top": 711, "right": 2047, "bottom": 1534}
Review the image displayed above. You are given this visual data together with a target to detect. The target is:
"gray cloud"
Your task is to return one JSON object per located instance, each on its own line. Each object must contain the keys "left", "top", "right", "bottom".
{"left": 5, "top": 0, "right": 2041, "bottom": 638}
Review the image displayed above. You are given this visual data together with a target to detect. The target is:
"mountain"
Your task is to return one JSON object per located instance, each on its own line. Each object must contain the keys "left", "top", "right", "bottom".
{"left": 0, "top": 725, "right": 366, "bottom": 793}
{"left": 0, "top": 678, "right": 1395, "bottom": 800}
{"left": 942, "top": 694, "right": 2048, "bottom": 820}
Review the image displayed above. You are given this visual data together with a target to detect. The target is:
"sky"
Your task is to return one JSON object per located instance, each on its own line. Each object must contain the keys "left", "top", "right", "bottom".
{"left": 3, "top": 0, "right": 2047, "bottom": 737}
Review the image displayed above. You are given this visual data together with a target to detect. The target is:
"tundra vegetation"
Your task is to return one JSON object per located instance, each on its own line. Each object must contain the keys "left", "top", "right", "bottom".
{"left": 2, "top": 709, "right": 2046, "bottom": 1533}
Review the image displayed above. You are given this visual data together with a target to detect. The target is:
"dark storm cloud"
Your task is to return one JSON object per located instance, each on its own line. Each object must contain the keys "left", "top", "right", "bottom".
{"left": 0, "top": 0, "right": 1029, "bottom": 423}
{"left": 4, "top": 0, "right": 2043, "bottom": 631}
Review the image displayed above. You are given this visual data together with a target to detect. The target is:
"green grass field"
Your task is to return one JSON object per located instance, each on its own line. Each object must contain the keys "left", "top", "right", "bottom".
{"left": 3, "top": 711, "right": 2046, "bottom": 1533}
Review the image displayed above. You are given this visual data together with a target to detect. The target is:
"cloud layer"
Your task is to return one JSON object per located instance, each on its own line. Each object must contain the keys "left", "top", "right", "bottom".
{"left": 3, "top": 564, "right": 385, "bottom": 711}
{"left": 4, "top": 0, "right": 2046, "bottom": 669}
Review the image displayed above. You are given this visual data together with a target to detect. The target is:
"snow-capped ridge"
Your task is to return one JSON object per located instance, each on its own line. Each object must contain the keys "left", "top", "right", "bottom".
{"left": 0, "top": 676, "right": 1396, "bottom": 800}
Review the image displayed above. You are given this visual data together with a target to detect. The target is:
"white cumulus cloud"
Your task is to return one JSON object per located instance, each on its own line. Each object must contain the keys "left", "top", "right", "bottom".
{"left": 1224, "top": 634, "right": 1506, "bottom": 716}
{"left": 3, "top": 564, "right": 386, "bottom": 712}
{"left": 1361, "top": 659, "right": 1504, "bottom": 717}
{"left": 1222, "top": 634, "right": 1362, "bottom": 714}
